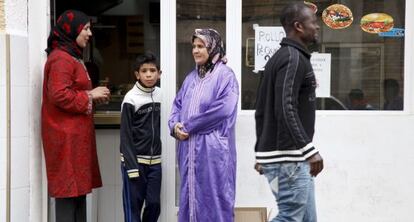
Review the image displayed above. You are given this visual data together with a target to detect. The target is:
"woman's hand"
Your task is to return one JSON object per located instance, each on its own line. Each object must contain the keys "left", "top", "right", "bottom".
{"left": 174, "top": 123, "right": 189, "bottom": 140}
{"left": 89, "top": 86, "right": 111, "bottom": 105}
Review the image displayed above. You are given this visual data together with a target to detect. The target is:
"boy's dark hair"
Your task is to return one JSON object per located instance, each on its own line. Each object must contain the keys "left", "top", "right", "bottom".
{"left": 280, "top": 2, "right": 309, "bottom": 33}
{"left": 134, "top": 51, "right": 160, "bottom": 71}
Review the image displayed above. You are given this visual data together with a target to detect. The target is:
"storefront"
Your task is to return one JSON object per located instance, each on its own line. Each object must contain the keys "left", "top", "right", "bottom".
{"left": 1, "top": 0, "right": 414, "bottom": 221}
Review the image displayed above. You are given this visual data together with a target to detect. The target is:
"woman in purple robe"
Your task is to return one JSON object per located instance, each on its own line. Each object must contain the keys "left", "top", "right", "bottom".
{"left": 169, "top": 28, "right": 239, "bottom": 222}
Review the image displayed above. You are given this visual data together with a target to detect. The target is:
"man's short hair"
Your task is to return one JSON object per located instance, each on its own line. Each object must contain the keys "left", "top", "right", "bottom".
{"left": 349, "top": 89, "right": 364, "bottom": 100}
{"left": 280, "top": 2, "right": 309, "bottom": 32}
{"left": 134, "top": 51, "right": 160, "bottom": 71}
{"left": 384, "top": 79, "right": 400, "bottom": 95}
{"left": 384, "top": 79, "right": 400, "bottom": 90}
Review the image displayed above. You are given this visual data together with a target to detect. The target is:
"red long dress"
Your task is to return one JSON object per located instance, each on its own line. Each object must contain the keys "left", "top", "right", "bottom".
{"left": 41, "top": 49, "right": 102, "bottom": 198}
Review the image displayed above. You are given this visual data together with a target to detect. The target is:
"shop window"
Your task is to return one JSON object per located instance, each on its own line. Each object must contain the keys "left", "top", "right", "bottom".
{"left": 51, "top": 0, "right": 160, "bottom": 127}
{"left": 241, "top": 0, "right": 405, "bottom": 111}
{"left": 176, "top": 0, "right": 226, "bottom": 90}
{"left": 175, "top": 0, "right": 226, "bottom": 205}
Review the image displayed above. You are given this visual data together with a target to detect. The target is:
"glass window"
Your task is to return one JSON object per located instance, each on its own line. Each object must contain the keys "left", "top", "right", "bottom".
{"left": 242, "top": 0, "right": 405, "bottom": 111}
{"left": 175, "top": 0, "right": 226, "bottom": 205}
{"left": 52, "top": 0, "right": 161, "bottom": 126}
{"left": 93, "top": 2, "right": 161, "bottom": 114}
{"left": 176, "top": 0, "right": 226, "bottom": 90}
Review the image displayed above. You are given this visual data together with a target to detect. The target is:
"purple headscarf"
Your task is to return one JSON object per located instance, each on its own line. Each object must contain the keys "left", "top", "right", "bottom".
{"left": 192, "top": 28, "right": 227, "bottom": 77}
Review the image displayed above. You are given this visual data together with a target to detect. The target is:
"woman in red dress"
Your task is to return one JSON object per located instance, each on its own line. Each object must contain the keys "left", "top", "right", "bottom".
{"left": 41, "top": 10, "right": 110, "bottom": 221}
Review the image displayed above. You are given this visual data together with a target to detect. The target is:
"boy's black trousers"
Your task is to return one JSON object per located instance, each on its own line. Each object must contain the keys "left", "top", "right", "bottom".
{"left": 121, "top": 163, "right": 162, "bottom": 222}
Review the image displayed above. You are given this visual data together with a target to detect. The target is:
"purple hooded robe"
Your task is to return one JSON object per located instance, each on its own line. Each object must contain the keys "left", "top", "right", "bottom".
{"left": 169, "top": 29, "right": 239, "bottom": 221}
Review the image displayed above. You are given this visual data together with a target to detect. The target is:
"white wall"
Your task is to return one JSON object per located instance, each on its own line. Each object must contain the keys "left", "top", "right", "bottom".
{"left": 95, "top": 130, "right": 123, "bottom": 222}
{"left": 9, "top": 34, "right": 31, "bottom": 222}
{"left": 0, "top": 33, "right": 8, "bottom": 222}
{"left": 0, "top": 35, "right": 31, "bottom": 222}
{"left": 234, "top": 113, "right": 414, "bottom": 221}
{"left": 27, "top": 0, "right": 49, "bottom": 221}
{"left": 1, "top": 0, "right": 46, "bottom": 222}
{"left": 2, "top": 1, "right": 31, "bottom": 221}
{"left": 4, "top": 0, "right": 26, "bottom": 36}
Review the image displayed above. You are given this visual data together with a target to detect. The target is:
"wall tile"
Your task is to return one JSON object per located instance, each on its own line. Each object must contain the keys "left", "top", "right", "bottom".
{"left": 10, "top": 86, "right": 29, "bottom": 138}
{"left": 0, "top": 34, "right": 5, "bottom": 87}
{"left": 0, "top": 188, "right": 5, "bottom": 222}
{"left": 0, "top": 139, "right": 5, "bottom": 190}
{"left": 96, "top": 131, "right": 116, "bottom": 186}
{"left": 97, "top": 186, "right": 116, "bottom": 222}
{"left": 96, "top": 130, "right": 124, "bottom": 221}
{"left": 113, "top": 132, "right": 122, "bottom": 186}
{"left": 115, "top": 185, "right": 124, "bottom": 221}
{"left": 10, "top": 35, "right": 29, "bottom": 87}
{"left": 0, "top": 86, "right": 5, "bottom": 139}
{"left": 10, "top": 187, "right": 29, "bottom": 222}
{"left": 11, "top": 137, "right": 29, "bottom": 189}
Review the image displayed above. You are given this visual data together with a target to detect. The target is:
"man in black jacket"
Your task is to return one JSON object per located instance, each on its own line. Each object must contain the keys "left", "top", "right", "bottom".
{"left": 254, "top": 2, "right": 324, "bottom": 221}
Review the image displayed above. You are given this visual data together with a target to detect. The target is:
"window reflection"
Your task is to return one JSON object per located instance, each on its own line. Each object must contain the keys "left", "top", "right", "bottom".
{"left": 176, "top": 0, "right": 226, "bottom": 90}
{"left": 241, "top": 0, "right": 405, "bottom": 110}
{"left": 54, "top": 0, "right": 161, "bottom": 125}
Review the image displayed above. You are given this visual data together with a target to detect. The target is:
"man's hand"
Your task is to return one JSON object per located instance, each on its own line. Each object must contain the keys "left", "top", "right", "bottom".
{"left": 254, "top": 163, "right": 264, "bottom": 175}
{"left": 308, "top": 153, "right": 324, "bottom": 177}
{"left": 174, "top": 123, "right": 189, "bottom": 141}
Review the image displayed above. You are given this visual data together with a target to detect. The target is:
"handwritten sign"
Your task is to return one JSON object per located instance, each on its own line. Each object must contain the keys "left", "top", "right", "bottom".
{"left": 311, "top": 53, "right": 331, "bottom": 98}
{"left": 253, "top": 25, "right": 331, "bottom": 97}
{"left": 254, "top": 25, "right": 286, "bottom": 72}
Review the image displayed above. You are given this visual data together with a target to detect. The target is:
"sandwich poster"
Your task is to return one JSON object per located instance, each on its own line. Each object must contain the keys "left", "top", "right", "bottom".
{"left": 322, "top": 4, "right": 353, "bottom": 29}
{"left": 360, "top": 13, "right": 394, "bottom": 34}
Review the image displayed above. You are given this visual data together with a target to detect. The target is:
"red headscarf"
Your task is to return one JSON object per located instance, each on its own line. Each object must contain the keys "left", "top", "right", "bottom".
{"left": 46, "top": 10, "right": 90, "bottom": 59}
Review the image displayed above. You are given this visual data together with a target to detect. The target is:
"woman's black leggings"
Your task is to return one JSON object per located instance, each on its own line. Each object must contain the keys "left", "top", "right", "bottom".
{"left": 55, "top": 195, "right": 86, "bottom": 222}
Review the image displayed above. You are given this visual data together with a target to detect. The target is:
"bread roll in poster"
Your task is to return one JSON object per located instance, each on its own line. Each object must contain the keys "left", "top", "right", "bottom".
{"left": 360, "top": 13, "right": 394, "bottom": 34}
{"left": 304, "top": 1, "right": 318, "bottom": 14}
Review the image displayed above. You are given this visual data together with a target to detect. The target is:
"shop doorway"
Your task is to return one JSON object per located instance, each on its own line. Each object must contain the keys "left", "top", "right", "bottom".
{"left": 48, "top": 0, "right": 160, "bottom": 221}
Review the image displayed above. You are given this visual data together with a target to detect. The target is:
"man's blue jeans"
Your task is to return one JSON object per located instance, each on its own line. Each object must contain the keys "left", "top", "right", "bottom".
{"left": 261, "top": 161, "right": 317, "bottom": 222}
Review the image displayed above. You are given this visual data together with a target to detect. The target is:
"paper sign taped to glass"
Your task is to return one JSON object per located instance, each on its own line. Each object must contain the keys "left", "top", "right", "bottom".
{"left": 253, "top": 25, "right": 286, "bottom": 72}
{"left": 253, "top": 25, "right": 331, "bottom": 98}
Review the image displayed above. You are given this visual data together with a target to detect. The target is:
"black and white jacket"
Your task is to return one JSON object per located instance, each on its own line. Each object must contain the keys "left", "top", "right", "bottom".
{"left": 255, "top": 38, "right": 319, "bottom": 164}
{"left": 120, "top": 81, "right": 161, "bottom": 178}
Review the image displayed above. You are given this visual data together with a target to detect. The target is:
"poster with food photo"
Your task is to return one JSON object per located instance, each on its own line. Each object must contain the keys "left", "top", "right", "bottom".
{"left": 322, "top": 4, "right": 353, "bottom": 29}
{"left": 304, "top": 1, "right": 318, "bottom": 14}
{"left": 360, "top": 13, "right": 394, "bottom": 34}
